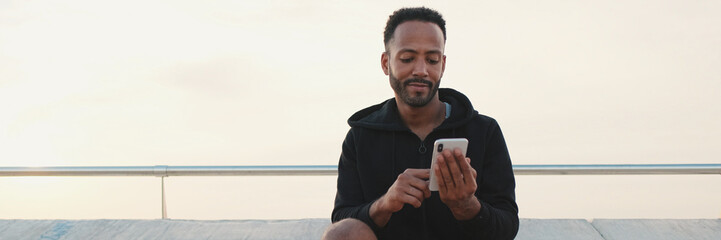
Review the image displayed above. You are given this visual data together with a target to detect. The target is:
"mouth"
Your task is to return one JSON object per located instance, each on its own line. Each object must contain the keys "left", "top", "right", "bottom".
{"left": 408, "top": 83, "right": 429, "bottom": 88}
{"left": 404, "top": 79, "right": 432, "bottom": 89}
{"left": 405, "top": 81, "right": 431, "bottom": 94}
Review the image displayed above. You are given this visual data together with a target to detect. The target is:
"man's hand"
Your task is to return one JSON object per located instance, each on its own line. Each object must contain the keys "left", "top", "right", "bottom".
{"left": 370, "top": 169, "right": 431, "bottom": 227}
{"left": 434, "top": 148, "right": 481, "bottom": 220}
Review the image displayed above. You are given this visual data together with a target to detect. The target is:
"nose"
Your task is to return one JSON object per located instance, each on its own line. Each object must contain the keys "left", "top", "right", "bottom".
{"left": 412, "top": 60, "right": 429, "bottom": 78}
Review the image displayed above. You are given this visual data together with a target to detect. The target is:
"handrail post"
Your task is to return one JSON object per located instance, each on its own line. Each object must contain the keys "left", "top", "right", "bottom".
{"left": 161, "top": 176, "right": 167, "bottom": 219}
{"left": 153, "top": 165, "right": 169, "bottom": 219}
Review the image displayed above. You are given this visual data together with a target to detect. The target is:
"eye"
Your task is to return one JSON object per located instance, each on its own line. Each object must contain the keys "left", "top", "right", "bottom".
{"left": 400, "top": 58, "right": 413, "bottom": 63}
{"left": 428, "top": 59, "right": 440, "bottom": 65}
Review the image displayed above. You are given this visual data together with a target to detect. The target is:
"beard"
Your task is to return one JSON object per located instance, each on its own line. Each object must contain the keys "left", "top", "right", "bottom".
{"left": 389, "top": 70, "right": 440, "bottom": 108}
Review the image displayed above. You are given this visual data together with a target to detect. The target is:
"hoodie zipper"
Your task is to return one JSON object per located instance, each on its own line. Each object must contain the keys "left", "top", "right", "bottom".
{"left": 418, "top": 141, "right": 427, "bottom": 154}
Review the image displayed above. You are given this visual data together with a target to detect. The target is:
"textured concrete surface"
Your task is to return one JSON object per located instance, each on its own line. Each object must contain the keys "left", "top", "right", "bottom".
{"left": 516, "top": 219, "right": 604, "bottom": 240}
{"left": 1, "top": 218, "right": 720, "bottom": 239}
{"left": 0, "top": 219, "right": 330, "bottom": 240}
{"left": 591, "top": 219, "right": 721, "bottom": 240}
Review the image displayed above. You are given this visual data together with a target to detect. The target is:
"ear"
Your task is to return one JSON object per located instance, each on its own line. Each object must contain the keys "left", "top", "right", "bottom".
{"left": 381, "top": 52, "right": 390, "bottom": 75}
{"left": 440, "top": 54, "right": 447, "bottom": 77}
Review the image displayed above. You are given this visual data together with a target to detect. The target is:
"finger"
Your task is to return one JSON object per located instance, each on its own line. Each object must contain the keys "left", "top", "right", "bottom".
{"left": 389, "top": 178, "right": 426, "bottom": 208}
{"left": 434, "top": 160, "right": 449, "bottom": 196}
{"left": 453, "top": 149, "right": 469, "bottom": 181}
{"left": 403, "top": 169, "right": 431, "bottom": 192}
{"left": 453, "top": 148, "right": 467, "bottom": 173}
{"left": 405, "top": 168, "right": 431, "bottom": 180}
{"left": 465, "top": 157, "right": 476, "bottom": 178}
{"left": 400, "top": 192, "right": 423, "bottom": 208}
{"left": 443, "top": 149, "right": 464, "bottom": 188}
{"left": 404, "top": 185, "right": 428, "bottom": 203}
{"left": 454, "top": 148, "right": 465, "bottom": 161}
{"left": 402, "top": 183, "right": 426, "bottom": 208}
{"left": 418, "top": 178, "right": 432, "bottom": 199}
{"left": 457, "top": 156, "right": 475, "bottom": 185}
{"left": 399, "top": 169, "right": 431, "bottom": 197}
{"left": 438, "top": 151, "right": 456, "bottom": 189}
{"left": 411, "top": 184, "right": 431, "bottom": 201}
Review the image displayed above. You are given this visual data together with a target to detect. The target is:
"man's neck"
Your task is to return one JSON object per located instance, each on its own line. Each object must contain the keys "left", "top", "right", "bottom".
{"left": 396, "top": 97, "right": 445, "bottom": 141}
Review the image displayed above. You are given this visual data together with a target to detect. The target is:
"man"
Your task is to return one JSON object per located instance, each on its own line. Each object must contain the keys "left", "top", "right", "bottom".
{"left": 323, "top": 7, "right": 518, "bottom": 240}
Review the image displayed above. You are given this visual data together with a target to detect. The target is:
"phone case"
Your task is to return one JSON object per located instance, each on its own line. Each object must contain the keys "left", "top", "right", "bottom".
{"left": 429, "top": 138, "right": 468, "bottom": 191}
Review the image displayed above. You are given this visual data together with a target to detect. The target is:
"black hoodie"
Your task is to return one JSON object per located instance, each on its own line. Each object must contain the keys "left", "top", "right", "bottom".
{"left": 332, "top": 88, "right": 519, "bottom": 239}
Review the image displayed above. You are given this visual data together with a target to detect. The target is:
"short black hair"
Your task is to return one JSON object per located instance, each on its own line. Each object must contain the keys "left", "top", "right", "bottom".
{"left": 383, "top": 7, "right": 447, "bottom": 50}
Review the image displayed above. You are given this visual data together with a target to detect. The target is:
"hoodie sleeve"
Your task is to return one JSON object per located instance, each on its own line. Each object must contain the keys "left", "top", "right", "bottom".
{"left": 330, "top": 130, "right": 383, "bottom": 232}
{"left": 460, "top": 119, "right": 519, "bottom": 239}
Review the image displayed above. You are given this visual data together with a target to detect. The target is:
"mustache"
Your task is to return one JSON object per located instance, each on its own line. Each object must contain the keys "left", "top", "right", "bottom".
{"left": 404, "top": 78, "right": 433, "bottom": 87}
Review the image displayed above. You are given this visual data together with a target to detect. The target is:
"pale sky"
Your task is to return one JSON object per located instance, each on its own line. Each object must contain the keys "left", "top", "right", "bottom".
{"left": 1, "top": 0, "right": 720, "bottom": 219}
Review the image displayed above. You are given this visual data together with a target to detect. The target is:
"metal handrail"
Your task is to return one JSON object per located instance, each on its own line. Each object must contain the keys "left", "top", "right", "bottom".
{"left": 0, "top": 165, "right": 339, "bottom": 177}
{"left": 512, "top": 164, "right": 721, "bottom": 175}
{"left": 1, "top": 164, "right": 720, "bottom": 177}
{"left": 2, "top": 164, "right": 719, "bottom": 219}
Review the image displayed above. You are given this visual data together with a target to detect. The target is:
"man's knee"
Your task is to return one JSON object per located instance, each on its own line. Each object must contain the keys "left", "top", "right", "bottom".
{"left": 322, "top": 218, "right": 377, "bottom": 240}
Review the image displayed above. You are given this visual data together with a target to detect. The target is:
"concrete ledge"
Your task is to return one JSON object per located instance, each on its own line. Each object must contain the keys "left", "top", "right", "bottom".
{"left": 1, "top": 219, "right": 720, "bottom": 239}
{"left": 516, "top": 219, "right": 604, "bottom": 240}
{"left": 591, "top": 219, "right": 721, "bottom": 240}
{"left": 0, "top": 219, "right": 330, "bottom": 240}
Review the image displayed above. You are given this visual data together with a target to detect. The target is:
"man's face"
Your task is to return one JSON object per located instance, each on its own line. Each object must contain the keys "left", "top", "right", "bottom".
{"left": 382, "top": 21, "right": 446, "bottom": 108}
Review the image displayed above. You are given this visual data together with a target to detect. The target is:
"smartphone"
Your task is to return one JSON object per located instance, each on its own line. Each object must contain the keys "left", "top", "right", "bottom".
{"left": 429, "top": 138, "right": 469, "bottom": 191}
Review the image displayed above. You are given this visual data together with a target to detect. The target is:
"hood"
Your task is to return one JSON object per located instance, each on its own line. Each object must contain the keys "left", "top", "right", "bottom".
{"left": 348, "top": 88, "right": 477, "bottom": 131}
